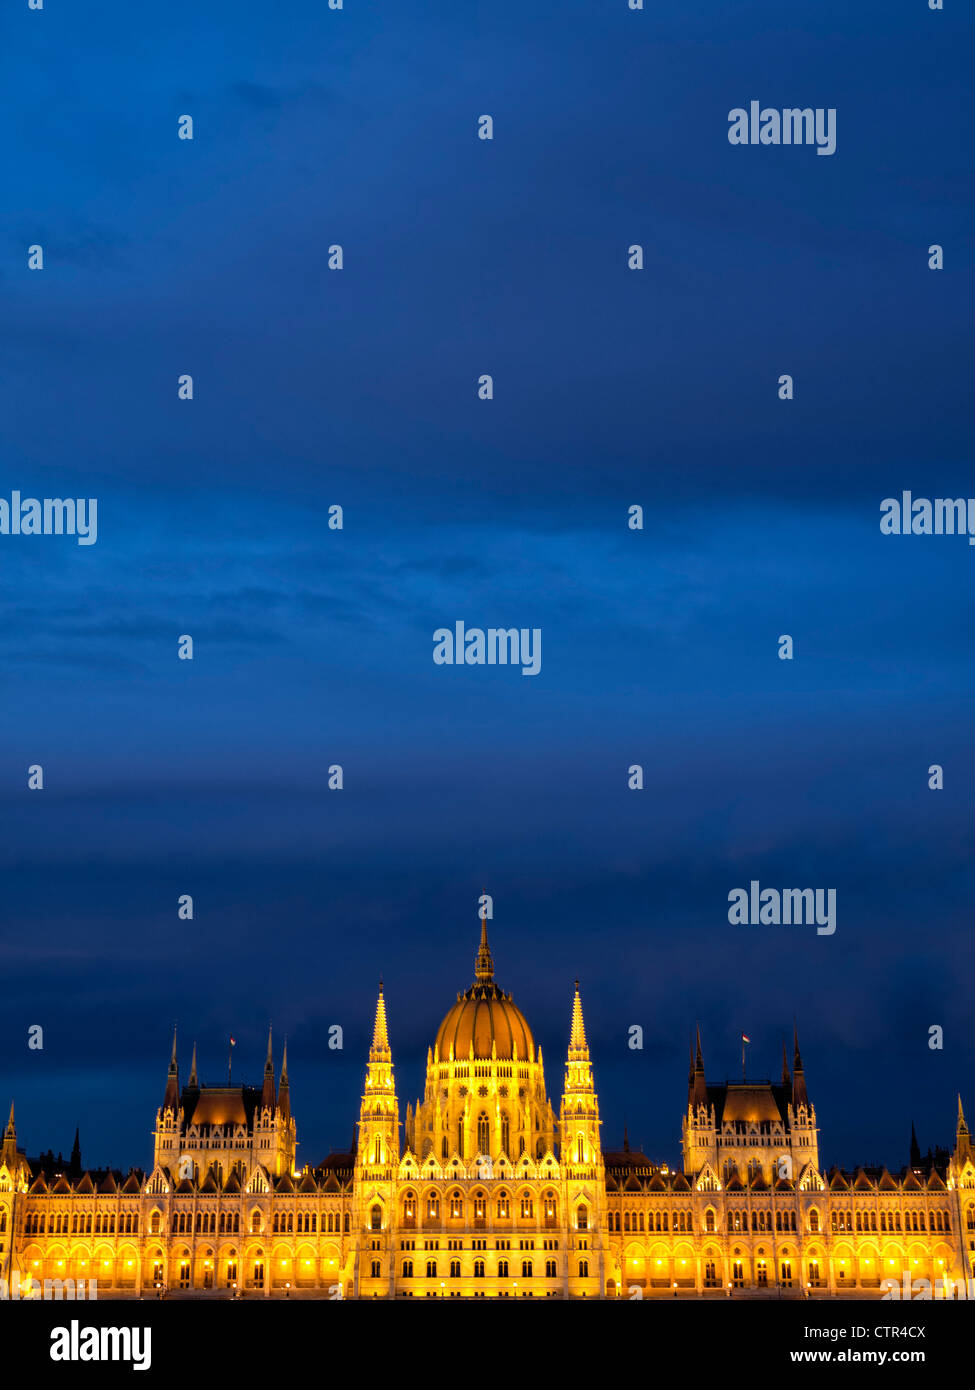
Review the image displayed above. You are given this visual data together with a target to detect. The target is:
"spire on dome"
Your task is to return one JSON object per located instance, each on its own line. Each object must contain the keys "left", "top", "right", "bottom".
{"left": 474, "top": 917, "right": 494, "bottom": 983}
{"left": 370, "top": 983, "right": 391, "bottom": 1059}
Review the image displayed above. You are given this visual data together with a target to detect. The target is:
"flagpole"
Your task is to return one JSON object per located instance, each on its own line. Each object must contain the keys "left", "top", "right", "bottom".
{"left": 228, "top": 1041, "right": 232, "bottom": 1086}
{"left": 741, "top": 1036, "right": 745, "bottom": 1082}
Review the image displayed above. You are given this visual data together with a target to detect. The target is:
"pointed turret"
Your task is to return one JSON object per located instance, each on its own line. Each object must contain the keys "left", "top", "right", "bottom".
{"left": 956, "top": 1094, "right": 973, "bottom": 1163}
{"left": 910, "top": 1122, "right": 921, "bottom": 1167}
{"left": 163, "top": 1026, "right": 179, "bottom": 1111}
{"left": 371, "top": 982, "right": 391, "bottom": 1060}
{"left": 569, "top": 980, "right": 588, "bottom": 1053}
{"left": 188, "top": 1041, "right": 199, "bottom": 1088}
{"left": 474, "top": 916, "right": 494, "bottom": 983}
{"left": 261, "top": 1026, "right": 276, "bottom": 1111}
{"left": 792, "top": 1024, "right": 809, "bottom": 1110}
{"left": 1, "top": 1100, "right": 16, "bottom": 1166}
{"left": 690, "top": 1024, "right": 708, "bottom": 1108}
{"left": 781, "top": 1039, "right": 791, "bottom": 1087}
{"left": 69, "top": 1127, "right": 81, "bottom": 1180}
{"left": 560, "top": 981, "right": 601, "bottom": 1177}
{"left": 358, "top": 983, "right": 399, "bottom": 1171}
{"left": 278, "top": 1040, "right": 291, "bottom": 1121}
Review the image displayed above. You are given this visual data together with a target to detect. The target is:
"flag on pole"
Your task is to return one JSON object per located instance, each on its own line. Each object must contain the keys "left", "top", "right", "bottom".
{"left": 741, "top": 1034, "right": 750, "bottom": 1081}
{"left": 741, "top": 1034, "right": 750, "bottom": 1043}
{"left": 230, "top": 1036, "right": 236, "bottom": 1047}
{"left": 228, "top": 1037, "right": 236, "bottom": 1083}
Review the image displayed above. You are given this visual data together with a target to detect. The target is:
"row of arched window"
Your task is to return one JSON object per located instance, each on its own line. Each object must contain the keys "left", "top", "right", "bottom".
{"left": 395, "top": 1189, "right": 567, "bottom": 1227}
{"left": 400, "top": 1258, "right": 578, "bottom": 1280}
{"left": 22, "top": 1211, "right": 139, "bottom": 1236}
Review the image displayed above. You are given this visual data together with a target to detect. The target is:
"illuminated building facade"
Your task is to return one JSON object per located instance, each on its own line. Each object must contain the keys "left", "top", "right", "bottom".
{"left": 1, "top": 923, "right": 973, "bottom": 1298}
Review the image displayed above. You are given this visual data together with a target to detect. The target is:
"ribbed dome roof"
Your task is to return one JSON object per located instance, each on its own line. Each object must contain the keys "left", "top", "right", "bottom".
{"left": 434, "top": 922, "right": 535, "bottom": 1062}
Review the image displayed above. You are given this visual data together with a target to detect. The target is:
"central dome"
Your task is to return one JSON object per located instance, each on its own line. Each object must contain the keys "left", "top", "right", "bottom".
{"left": 434, "top": 922, "right": 535, "bottom": 1062}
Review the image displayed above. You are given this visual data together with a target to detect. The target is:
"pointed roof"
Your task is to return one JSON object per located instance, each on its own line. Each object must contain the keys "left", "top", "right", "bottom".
{"left": 371, "top": 984, "right": 390, "bottom": 1058}
{"left": 278, "top": 1040, "right": 291, "bottom": 1120}
{"left": 781, "top": 1040, "right": 791, "bottom": 1086}
{"left": 792, "top": 1024, "right": 809, "bottom": 1109}
{"left": 188, "top": 1042, "right": 199, "bottom": 1088}
{"left": 690, "top": 1025, "right": 708, "bottom": 1108}
{"left": 261, "top": 1026, "right": 276, "bottom": 1110}
{"left": 474, "top": 916, "right": 494, "bottom": 983}
{"left": 163, "top": 1026, "right": 180, "bottom": 1111}
{"left": 569, "top": 981, "right": 588, "bottom": 1052}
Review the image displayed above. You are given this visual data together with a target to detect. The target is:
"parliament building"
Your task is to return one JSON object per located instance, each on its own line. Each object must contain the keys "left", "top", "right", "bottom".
{"left": 1, "top": 922, "right": 973, "bottom": 1299}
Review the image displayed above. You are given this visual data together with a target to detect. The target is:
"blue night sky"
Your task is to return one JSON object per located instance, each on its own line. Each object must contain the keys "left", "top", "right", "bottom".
{"left": 2, "top": 2, "right": 973, "bottom": 1175}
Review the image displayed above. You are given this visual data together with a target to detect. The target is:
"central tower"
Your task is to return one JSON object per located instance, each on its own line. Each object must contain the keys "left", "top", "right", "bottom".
{"left": 405, "top": 920, "right": 557, "bottom": 1165}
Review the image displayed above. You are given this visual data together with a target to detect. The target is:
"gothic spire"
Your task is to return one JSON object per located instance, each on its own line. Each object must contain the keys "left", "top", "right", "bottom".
{"left": 278, "top": 1040, "right": 291, "bottom": 1120}
{"left": 690, "top": 1023, "right": 708, "bottom": 1108}
{"left": 261, "top": 1026, "right": 276, "bottom": 1111}
{"left": 163, "top": 1025, "right": 179, "bottom": 1111}
{"left": 792, "top": 1023, "right": 809, "bottom": 1110}
{"left": 371, "top": 982, "right": 391, "bottom": 1059}
{"left": 781, "top": 1039, "right": 791, "bottom": 1086}
{"left": 188, "top": 1042, "right": 199, "bottom": 1088}
{"left": 474, "top": 917, "right": 494, "bottom": 984}
{"left": 1, "top": 1101, "right": 15, "bottom": 1165}
{"left": 569, "top": 980, "right": 588, "bottom": 1053}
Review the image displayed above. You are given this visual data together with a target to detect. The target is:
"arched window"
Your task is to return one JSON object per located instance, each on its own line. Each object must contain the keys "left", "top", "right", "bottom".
{"left": 577, "top": 1204, "right": 588, "bottom": 1231}
{"left": 501, "top": 1114, "right": 510, "bottom": 1155}
{"left": 809, "top": 1209, "right": 819, "bottom": 1233}
{"left": 705, "top": 1208, "right": 716, "bottom": 1233}
{"left": 373, "top": 1137, "right": 382, "bottom": 1164}
{"left": 477, "top": 1113, "right": 490, "bottom": 1154}
{"left": 497, "top": 1190, "right": 510, "bottom": 1219}
{"left": 457, "top": 1119, "right": 464, "bottom": 1158}
{"left": 370, "top": 1204, "right": 382, "bottom": 1231}
{"left": 577, "top": 1136, "right": 585, "bottom": 1164}
{"left": 450, "top": 1190, "right": 463, "bottom": 1219}
{"left": 520, "top": 1193, "right": 533, "bottom": 1219}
